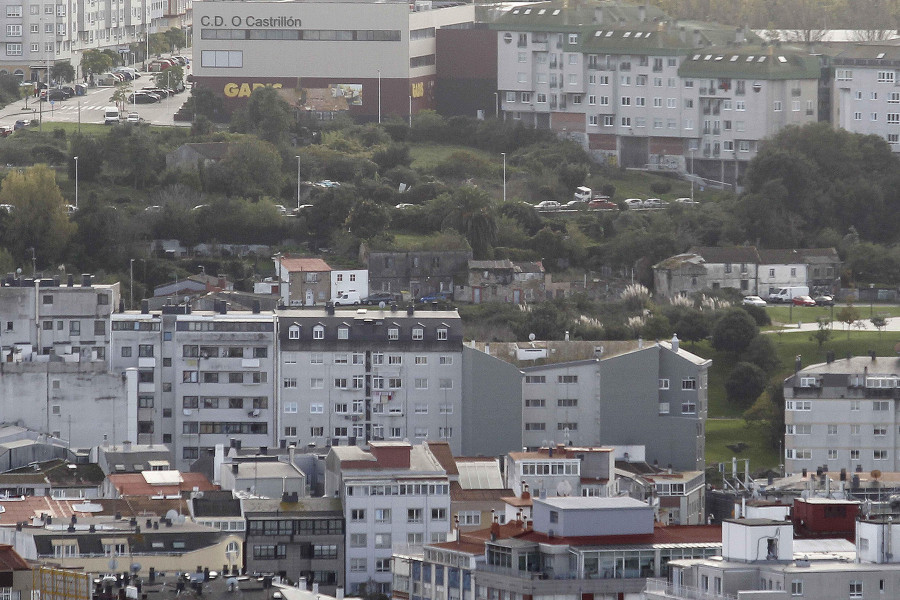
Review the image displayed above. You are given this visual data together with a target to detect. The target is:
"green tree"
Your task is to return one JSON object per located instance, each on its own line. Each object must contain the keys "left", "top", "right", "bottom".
{"left": 154, "top": 65, "right": 184, "bottom": 90}
{"left": 641, "top": 314, "right": 672, "bottom": 340}
{"left": 69, "top": 134, "right": 104, "bottom": 182}
{"left": 81, "top": 49, "right": 113, "bottom": 75}
{"left": 208, "top": 138, "right": 284, "bottom": 199}
{"left": 346, "top": 200, "right": 391, "bottom": 240}
{"left": 674, "top": 310, "right": 710, "bottom": 345}
{"left": 712, "top": 307, "right": 759, "bottom": 353}
{"left": 51, "top": 61, "right": 75, "bottom": 83}
{"left": 742, "top": 334, "right": 781, "bottom": 373}
{"left": 442, "top": 186, "right": 498, "bottom": 259}
{"left": 743, "top": 384, "right": 785, "bottom": 451}
{"left": 162, "top": 27, "right": 185, "bottom": 52}
{"left": 836, "top": 302, "right": 861, "bottom": 338}
{"left": 725, "top": 361, "right": 768, "bottom": 407}
{"left": 809, "top": 317, "right": 832, "bottom": 349}
{"left": 871, "top": 315, "right": 887, "bottom": 341}
{"left": 185, "top": 85, "right": 225, "bottom": 122}
{"left": 1, "top": 164, "right": 76, "bottom": 264}
{"left": 109, "top": 82, "right": 132, "bottom": 112}
{"left": 231, "top": 86, "right": 293, "bottom": 145}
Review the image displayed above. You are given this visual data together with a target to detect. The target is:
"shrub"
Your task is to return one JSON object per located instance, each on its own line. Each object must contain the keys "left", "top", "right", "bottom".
{"left": 650, "top": 181, "right": 672, "bottom": 194}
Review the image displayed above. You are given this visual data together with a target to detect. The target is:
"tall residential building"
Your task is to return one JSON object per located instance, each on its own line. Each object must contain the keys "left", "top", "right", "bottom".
{"left": 784, "top": 355, "right": 900, "bottom": 475}
{"left": 492, "top": 0, "right": 819, "bottom": 186}
{"left": 110, "top": 302, "right": 277, "bottom": 470}
{"left": 832, "top": 44, "right": 900, "bottom": 151}
{"left": 325, "top": 441, "right": 451, "bottom": 595}
{"left": 277, "top": 306, "right": 464, "bottom": 453}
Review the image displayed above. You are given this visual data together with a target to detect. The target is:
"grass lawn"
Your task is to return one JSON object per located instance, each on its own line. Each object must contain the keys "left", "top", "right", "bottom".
{"left": 32, "top": 121, "right": 180, "bottom": 136}
{"left": 408, "top": 143, "right": 494, "bottom": 171}
{"left": 765, "top": 303, "right": 900, "bottom": 326}
{"left": 705, "top": 418, "right": 779, "bottom": 469}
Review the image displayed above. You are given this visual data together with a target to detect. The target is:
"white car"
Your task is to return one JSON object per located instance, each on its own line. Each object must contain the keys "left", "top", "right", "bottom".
{"left": 743, "top": 296, "right": 767, "bottom": 308}
{"left": 565, "top": 200, "right": 584, "bottom": 208}
{"left": 643, "top": 198, "right": 667, "bottom": 208}
{"left": 674, "top": 197, "right": 699, "bottom": 205}
{"left": 535, "top": 200, "right": 561, "bottom": 210}
{"left": 395, "top": 203, "right": 415, "bottom": 209}
{"left": 125, "top": 112, "right": 141, "bottom": 124}
{"left": 623, "top": 198, "right": 644, "bottom": 209}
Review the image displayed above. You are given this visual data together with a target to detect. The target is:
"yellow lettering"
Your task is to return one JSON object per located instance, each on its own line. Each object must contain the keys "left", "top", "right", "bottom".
{"left": 272, "top": 83, "right": 283, "bottom": 89}
{"left": 223, "top": 82, "right": 286, "bottom": 98}
{"left": 252, "top": 83, "right": 266, "bottom": 91}
{"left": 223, "top": 82, "right": 239, "bottom": 98}
{"left": 411, "top": 82, "right": 424, "bottom": 98}
{"left": 238, "top": 83, "right": 252, "bottom": 98}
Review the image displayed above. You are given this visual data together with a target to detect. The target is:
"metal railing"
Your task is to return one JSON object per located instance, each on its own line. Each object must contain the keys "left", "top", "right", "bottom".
{"left": 643, "top": 578, "right": 738, "bottom": 600}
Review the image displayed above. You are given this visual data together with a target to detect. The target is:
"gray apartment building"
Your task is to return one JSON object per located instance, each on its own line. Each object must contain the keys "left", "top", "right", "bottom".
{"left": 784, "top": 355, "right": 900, "bottom": 475}
{"left": 493, "top": 0, "right": 819, "bottom": 185}
{"left": 362, "top": 246, "right": 472, "bottom": 299}
{"left": 110, "top": 303, "right": 277, "bottom": 470}
{"left": 244, "top": 496, "right": 345, "bottom": 593}
{"left": 277, "top": 306, "right": 464, "bottom": 453}
{"left": 833, "top": 44, "right": 900, "bottom": 152}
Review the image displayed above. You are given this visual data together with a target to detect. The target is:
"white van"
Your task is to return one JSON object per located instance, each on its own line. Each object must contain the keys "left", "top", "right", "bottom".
{"left": 331, "top": 291, "right": 361, "bottom": 306}
{"left": 103, "top": 106, "right": 120, "bottom": 125}
{"left": 573, "top": 186, "right": 592, "bottom": 202}
{"left": 769, "top": 286, "right": 809, "bottom": 304}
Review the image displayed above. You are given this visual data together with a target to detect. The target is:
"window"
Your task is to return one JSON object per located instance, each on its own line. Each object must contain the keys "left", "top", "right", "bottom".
{"left": 681, "top": 401, "right": 696, "bottom": 414}
{"left": 791, "top": 580, "right": 802, "bottom": 596}
{"left": 604, "top": 116, "right": 615, "bottom": 126}
{"left": 350, "top": 508, "right": 366, "bottom": 523}
{"left": 525, "top": 398, "right": 546, "bottom": 407}
{"left": 659, "top": 379, "right": 670, "bottom": 390}
{"left": 374, "top": 533, "right": 392, "bottom": 548}
{"left": 6, "top": 5, "right": 21, "bottom": 16}
{"left": 337, "top": 327, "right": 349, "bottom": 340}
{"left": 312, "top": 325, "right": 324, "bottom": 340}
{"left": 658, "top": 402, "right": 670, "bottom": 415}
{"left": 828, "top": 449, "right": 838, "bottom": 460}
{"left": 5, "top": 43, "right": 22, "bottom": 56}
{"left": 70, "top": 321, "right": 81, "bottom": 336}
{"left": 288, "top": 325, "right": 300, "bottom": 340}
{"left": 437, "top": 328, "right": 448, "bottom": 340}
{"left": 201, "top": 50, "right": 243, "bottom": 68}
{"left": 827, "top": 424, "right": 838, "bottom": 435}
{"left": 408, "top": 508, "right": 423, "bottom": 523}
{"left": 121, "top": 346, "right": 132, "bottom": 358}
{"left": 557, "top": 398, "right": 578, "bottom": 407}
{"left": 854, "top": 112, "right": 863, "bottom": 121}
{"left": 850, "top": 581, "right": 863, "bottom": 598}
{"left": 851, "top": 450, "right": 860, "bottom": 460}
{"left": 439, "top": 378, "right": 453, "bottom": 389}
{"left": 376, "top": 558, "right": 391, "bottom": 573}
{"left": 525, "top": 423, "right": 546, "bottom": 431}
{"left": 773, "top": 101, "right": 782, "bottom": 111}
{"left": 350, "top": 533, "right": 366, "bottom": 547}
{"left": 621, "top": 96, "right": 631, "bottom": 106}
{"left": 350, "top": 559, "right": 367, "bottom": 573}
{"left": 6, "top": 25, "right": 22, "bottom": 36}
{"left": 875, "top": 426, "right": 888, "bottom": 436}
{"left": 888, "top": 113, "right": 900, "bottom": 124}
{"left": 439, "top": 427, "right": 453, "bottom": 438}
{"left": 600, "top": 95, "right": 609, "bottom": 105}
{"left": 439, "top": 355, "right": 453, "bottom": 365}
{"left": 388, "top": 327, "right": 399, "bottom": 340}
{"left": 589, "top": 115, "right": 599, "bottom": 126}
{"left": 682, "top": 378, "right": 697, "bottom": 390}
{"left": 874, "top": 400, "right": 890, "bottom": 411}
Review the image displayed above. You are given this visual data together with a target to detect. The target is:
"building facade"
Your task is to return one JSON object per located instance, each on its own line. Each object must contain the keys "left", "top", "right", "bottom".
{"left": 191, "top": 0, "right": 474, "bottom": 116}
{"left": 277, "top": 307, "right": 464, "bottom": 453}
{"left": 784, "top": 355, "right": 900, "bottom": 475}
{"left": 833, "top": 44, "right": 900, "bottom": 152}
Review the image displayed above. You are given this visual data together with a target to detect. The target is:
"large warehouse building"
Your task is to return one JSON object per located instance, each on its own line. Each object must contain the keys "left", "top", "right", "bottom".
{"left": 191, "top": 0, "right": 474, "bottom": 118}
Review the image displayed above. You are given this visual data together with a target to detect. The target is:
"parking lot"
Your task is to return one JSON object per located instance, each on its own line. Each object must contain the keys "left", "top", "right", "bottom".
{"left": 0, "top": 63, "right": 191, "bottom": 129}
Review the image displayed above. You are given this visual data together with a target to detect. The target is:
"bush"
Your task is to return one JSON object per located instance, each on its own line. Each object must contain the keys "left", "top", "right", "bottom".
{"left": 650, "top": 181, "right": 672, "bottom": 194}
{"left": 711, "top": 307, "right": 759, "bottom": 353}
{"left": 742, "top": 335, "right": 781, "bottom": 373}
{"left": 740, "top": 304, "right": 771, "bottom": 326}
{"left": 725, "top": 361, "right": 768, "bottom": 407}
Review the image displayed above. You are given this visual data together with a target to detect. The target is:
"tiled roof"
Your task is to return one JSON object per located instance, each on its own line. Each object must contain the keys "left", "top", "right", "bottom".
{"left": 450, "top": 483, "right": 514, "bottom": 502}
{"left": 678, "top": 46, "right": 820, "bottom": 80}
{"left": 454, "top": 521, "right": 721, "bottom": 548}
{"left": 426, "top": 442, "right": 459, "bottom": 476}
{"left": 108, "top": 472, "right": 216, "bottom": 496}
{"left": 834, "top": 43, "right": 900, "bottom": 64}
{"left": 0, "top": 544, "right": 30, "bottom": 571}
{"left": 688, "top": 246, "right": 761, "bottom": 264}
{"left": 278, "top": 256, "right": 332, "bottom": 272}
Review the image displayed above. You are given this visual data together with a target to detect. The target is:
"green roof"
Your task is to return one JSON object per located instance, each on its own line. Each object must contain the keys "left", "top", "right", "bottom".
{"left": 491, "top": 0, "right": 668, "bottom": 32}
{"left": 677, "top": 46, "right": 821, "bottom": 80}
{"left": 833, "top": 43, "right": 900, "bottom": 67}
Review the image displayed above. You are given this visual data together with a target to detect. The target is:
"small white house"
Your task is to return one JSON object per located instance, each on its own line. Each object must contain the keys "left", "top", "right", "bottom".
{"left": 330, "top": 269, "right": 368, "bottom": 302}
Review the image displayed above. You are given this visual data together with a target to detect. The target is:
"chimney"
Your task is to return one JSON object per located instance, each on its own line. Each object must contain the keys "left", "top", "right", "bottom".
{"left": 390, "top": 303, "right": 398, "bottom": 312}
{"left": 67, "top": 273, "right": 74, "bottom": 287}
{"left": 593, "top": 7, "right": 602, "bottom": 24}
{"left": 870, "top": 350, "right": 876, "bottom": 361}
{"left": 407, "top": 305, "right": 414, "bottom": 316}
{"left": 312, "top": 584, "right": 319, "bottom": 595}
{"left": 521, "top": 483, "right": 530, "bottom": 499}
{"left": 123, "top": 440, "right": 132, "bottom": 452}
{"left": 638, "top": 4, "right": 646, "bottom": 21}
{"left": 325, "top": 302, "right": 335, "bottom": 316}
{"left": 141, "top": 299, "right": 149, "bottom": 314}
{"left": 369, "top": 441, "right": 411, "bottom": 468}
{"left": 252, "top": 300, "right": 261, "bottom": 314}
{"left": 564, "top": 331, "right": 569, "bottom": 342}
{"left": 218, "top": 300, "right": 228, "bottom": 315}
{"left": 289, "top": 444, "right": 296, "bottom": 465}
{"left": 671, "top": 333, "right": 680, "bottom": 353}
{"left": 490, "top": 511, "right": 500, "bottom": 540}
{"left": 81, "top": 273, "right": 92, "bottom": 287}
{"left": 53, "top": 275, "right": 60, "bottom": 287}
{"left": 232, "top": 463, "right": 239, "bottom": 475}
{"left": 795, "top": 355, "right": 802, "bottom": 373}
{"left": 431, "top": 301, "right": 439, "bottom": 311}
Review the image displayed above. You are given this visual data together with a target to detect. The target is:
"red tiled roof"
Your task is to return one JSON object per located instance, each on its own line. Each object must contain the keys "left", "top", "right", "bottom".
{"left": 108, "top": 472, "right": 216, "bottom": 496}
{"left": 278, "top": 257, "right": 332, "bottom": 272}
{"left": 0, "top": 497, "right": 191, "bottom": 526}
{"left": 430, "top": 540, "right": 486, "bottom": 555}
{"left": 0, "top": 545, "right": 30, "bottom": 571}
{"left": 502, "top": 496, "right": 533, "bottom": 507}
{"left": 455, "top": 522, "right": 721, "bottom": 548}
{"left": 450, "top": 484, "right": 514, "bottom": 502}
{"left": 426, "top": 442, "right": 459, "bottom": 476}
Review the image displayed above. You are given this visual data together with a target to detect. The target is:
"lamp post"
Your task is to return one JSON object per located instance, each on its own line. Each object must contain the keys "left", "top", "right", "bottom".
{"left": 494, "top": 92, "right": 499, "bottom": 118}
{"left": 501, "top": 152, "right": 506, "bottom": 203}
{"left": 296, "top": 155, "right": 301, "bottom": 211}
{"left": 129, "top": 258, "right": 134, "bottom": 310}
{"left": 689, "top": 148, "right": 695, "bottom": 202}
{"left": 73, "top": 156, "right": 78, "bottom": 210}
{"left": 377, "top": 69, "right": 382, "bottom": 124}
{"left": 870, "top": 283, "right": 875, "bottom": 317}
{"left": 408, "top": 95, "right": 412, "bottom": 127}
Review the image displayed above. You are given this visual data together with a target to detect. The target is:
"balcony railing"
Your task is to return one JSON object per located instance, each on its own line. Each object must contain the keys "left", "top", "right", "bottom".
{"left": 643, "top": 579, "right": 737, "bottom": 600}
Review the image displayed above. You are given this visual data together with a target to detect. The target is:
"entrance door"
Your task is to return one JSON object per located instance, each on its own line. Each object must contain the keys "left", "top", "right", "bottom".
{"left": 305, "top": 289, "right": 314, "bottom": 306}
{"left": 473, "top": 287, "right": 481, "bottom": 304}
{"left": 513, "top": 289, "right": 521, "bottom": 304}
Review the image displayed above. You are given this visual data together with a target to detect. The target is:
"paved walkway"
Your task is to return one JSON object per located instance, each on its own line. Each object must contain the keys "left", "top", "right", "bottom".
{"left": 771, "top": 315, "right": 900, "bottom": 333}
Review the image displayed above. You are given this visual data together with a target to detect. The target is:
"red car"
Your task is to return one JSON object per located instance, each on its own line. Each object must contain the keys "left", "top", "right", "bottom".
{"left": 589, "top": 199, "right": 617, "bottom": 210}
{"left": 792, "top": 295, "right": 817, "bottom": 307}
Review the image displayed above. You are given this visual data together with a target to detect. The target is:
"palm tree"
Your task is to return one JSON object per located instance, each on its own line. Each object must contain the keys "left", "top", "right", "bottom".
{"left": 109, "top": 82, "right": 132, "bottom": 113}
{"left": 443, "top": 186, "right": 498, "bottom": 259}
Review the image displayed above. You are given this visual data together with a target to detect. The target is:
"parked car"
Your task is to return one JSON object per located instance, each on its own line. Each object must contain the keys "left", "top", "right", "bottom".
{"left": 742, "top": 295, "right": 767, "bottom": 308}
{"left": 792, "top": 295, "right": 817, "bottom": 307}
{"left": 125, "top": 112, "right": 142, "bottom": 124}
{"left": 623, "top": 198, "right": 644, "bottom": 209}
{"left": 129, "top": 92, "right": 160, "bottom": 104}
{"left": 535, "top": 200, "right": 561, "bottom": 210}
{"left": 0, "top": 204, "right": 14, "bottom": 213}
{"left": 813, "top": 294, "right": 834, "bottom": 306}
{"left": 144, "top": 205, "right": 162, "bottom": 213}
{"left": 292, "top": 204, "right": 314, "bottom": 214}
{"left": 564, "top": 200, "right": 584, "bottom": 208}
{"left": 588, "top": 199, "right": 618, "bottom": 210}
{"left": 674, "top": 197, "right": 699, "bottom": 205}
{"left": 643, "top": 198, "right": 667, "bottom": 208}
{"left": 40, "top": 88, "right": 67, "bottom": 101}
{"left": 13, "top": 120, "right": 29, "bottom": 131}
{"left": 0, "top": 126, "right": 12, "bottom": 138}
{"left": 419, "top": 292, "right": 452, "bottom": 303}
{"left": 395, "top": 203, "right": 415, "bottom": 209}
{"left": 59, "top": 86, "right": 76, "bottom": 98}
{"left": 362, "top": 292, "right": 396, "bottom": 306}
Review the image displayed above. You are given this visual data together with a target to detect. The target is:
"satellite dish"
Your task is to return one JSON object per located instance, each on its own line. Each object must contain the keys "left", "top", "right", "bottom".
{"left": 175, "top": 514, "right": 186, "bottom": 525}
{"left": 130, "top": 563, "right": 141, "bottom": 572}
{"left": 529, "top": 333, "right": 536, "bottom": 341}
{"left": 183, "top": 296, "right": 190, "bottom": 304}
{"left": 15, "top": 268, "right": 21, "bottom": 275}
{"left": 378, "top": 301, "right": 386, "bottom": 309}
{"left": 556, "top": 480, "right": 573, "bottom": 497}
{"left": 165, "top": 509, "right": 179, "bottom": 521}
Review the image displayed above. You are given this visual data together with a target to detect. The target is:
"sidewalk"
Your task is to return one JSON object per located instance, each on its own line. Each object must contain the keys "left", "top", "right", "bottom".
{"left": 769, "top": 315, "right": 900, "bottom": 333}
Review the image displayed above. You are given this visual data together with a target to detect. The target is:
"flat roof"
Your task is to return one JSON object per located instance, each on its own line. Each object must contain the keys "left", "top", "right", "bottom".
{"left": 535, "top": 496, "right": 649, "bottom": 510}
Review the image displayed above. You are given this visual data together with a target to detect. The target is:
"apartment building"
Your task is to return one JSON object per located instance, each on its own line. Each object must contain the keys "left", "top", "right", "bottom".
{"left": 501, "top": 338, "right": 709, "bottom": 471}
{"left": 243, "top": 496, "right": 345, "bottom": 593}
{"left": 493, "top": 0, "right": 818, "bottom": 185}
{"left": 277, "top": 306, "right": 464, "bottom": 453}
{"left": 784, "top": 355, "right": 900, "bottom": 475}
{"left": 833, "top": 44, "right": 900, "bottom": 151}
{"left": 325, "top": 441, "right": 452, "bottom": 595}
{"left": 392, "top": 496, "right": 722, "bottom": 600}
{"left": 645, "top": 517, "right": 900, "bottom": 600}
{"left": 110, "top": 302, "right": 277, "bottom": 470}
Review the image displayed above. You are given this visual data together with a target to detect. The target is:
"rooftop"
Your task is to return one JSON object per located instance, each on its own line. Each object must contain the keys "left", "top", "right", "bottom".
{"left": 108, "top": 472, "right": 216, "bottom": 496}
{"left": 536, "top": 496, "right": 649, "bottom": 510}
{"left": 276, "top": 256, "right": 332, "bottom": 273}
{"left": 796, "top": 356, "right": 900, "bottom": 376}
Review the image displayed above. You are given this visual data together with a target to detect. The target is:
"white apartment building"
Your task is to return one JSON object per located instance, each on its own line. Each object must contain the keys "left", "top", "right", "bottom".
{"left": 325, "top": 441, "right": 451, "bottom": 595}
{"left": 277, "top": 306, "right": 464, "bottom": 453}
{"left": 784, "top": 355, "right": 900, "bottom": 476}
{"left": 833, "top": 44, "right": 900, "bottom": 151}
{"left": 493, "top": 0, "right": 819, "bottom": 185}
{"left": 110, "top": 301, "right": 277, "bottom": 470}
{"left": 0, "top": 0, "right": 189, "bottom": 82}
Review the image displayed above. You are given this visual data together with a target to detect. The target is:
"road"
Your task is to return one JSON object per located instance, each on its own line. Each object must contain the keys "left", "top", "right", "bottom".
{"left": 0, "top": 68, "right": 190, "bottom": 129}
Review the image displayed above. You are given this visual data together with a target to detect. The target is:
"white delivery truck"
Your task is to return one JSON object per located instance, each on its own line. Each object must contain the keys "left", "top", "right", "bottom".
{"left": 769, "top": 286, "right": 809, "bottom": 303}
{"left": 331, "top": 291, "right": 361, "bottom": 306}
{"left": 103, "top": 106, "right": 120, "bottom": 125}
{"left": 573, "top": 186, "right": 592, "bottom": 202}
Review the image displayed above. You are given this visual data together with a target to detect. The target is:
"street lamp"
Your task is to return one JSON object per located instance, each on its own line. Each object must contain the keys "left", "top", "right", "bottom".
{"left": 501, "top": 152, "right": 506, "bottom": 203}
{"left": 689, "top": 148, "right": 695, "bottom": 202}
{"left": 870, "top": 283, "right": 875, "bottom": 317}
{"left": 129, "top": 258, "right": 134, "bottom": 310}
{"left": 296, "top": 155, "right": 301, "bottom": 211}
{"left": 73, "top": 156, "right": 78, "bottom": 210}
{"left": 377, "top": 69, "right": 382, "bottom": 124}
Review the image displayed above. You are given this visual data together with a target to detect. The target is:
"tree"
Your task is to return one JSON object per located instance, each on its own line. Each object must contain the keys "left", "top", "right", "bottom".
{"left": 871, "top": 315, "right": 887, "bottom": 341}
{"left": 346, "top": 200, "right": 391, "bottom": 240}
{"left": 809, "top": 317, "right": 832, "bottom": 349}
{"left": 725, "top": 361, "right": 768, "bottom": 408}
{"left": 109, "top": 82, "right": 132, "bottom": 112}
{"left": 231, "top": 86, "right": 293, "bottom": 145}
{"left": 742, "top": 334, "right": 781, "bottom": 373}
{"left": 675, "top": 310, "right": 711, "bottom": 345}
{"left": 69, "top": 134, "right": 105, "bottom": 182}
{"left": 185, "top": 85, "right": 225, "bottom": 122}
{"left": 836, "top": 302, "right": 861, "bottom": 338}
{"left": 81, "top": 49, "right": 113, "bottom": 76}
{"left": 712, "top": 308, "right": 759, "bottom": 353}
{"left": 154, "top": 65, "right": 184, "bottom": 90}
{"left": 208, "top": 138, "right": 284, "bottom": 199}
{"left": 442, "top": 186, "right": 498, "bottom": 259}
{"left": 743, "top": 384, "right": 785, "bottom": 451}
{"left": 1, "top": 164, "right": 76, "bottom": 264}
{"left": 51, "top": 61, "right": 75, "bottom": 83}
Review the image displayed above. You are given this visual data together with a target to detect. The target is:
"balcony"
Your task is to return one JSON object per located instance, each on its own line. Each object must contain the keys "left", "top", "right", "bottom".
{"left": 644, "top": 579, "right": 737, "bottom": 600}
{"left": 699, "top": 88, "right": 716, "bottom": 96}
{"left": 138, "top": 357, "right": 156, "bottom": 368}
{"left": 531, "top": 41, "right": 548, "bottom": 52}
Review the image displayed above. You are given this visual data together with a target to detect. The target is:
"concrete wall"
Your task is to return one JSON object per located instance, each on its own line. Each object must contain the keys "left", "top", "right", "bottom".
{"left": 461, "top": 346, "right": 522, "bottom": 457}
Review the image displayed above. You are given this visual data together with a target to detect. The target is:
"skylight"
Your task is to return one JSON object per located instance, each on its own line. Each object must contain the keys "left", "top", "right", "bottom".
{"left": 714, "top": 55, "right": 723, "bottom": 61}
{"left": 624, "top": 32, "right": 631, "bottom": 38}
{"left": 524, "top": 9, "right": 531, "bottom": 14}
{"left": 538, "top": 9, "right": 545, "bottom": 14}
{"left": 777, "top": 55, "right": 787, "bottom": 63}
{"left": 730, "top": 55, "right": 738, "bottom": 62}
{"left": 552, "top": 9, "right": 560, "bottom": 15}
{"left": 757, "top": 56, "right": 766, "bottom": 62}
{"left": 877, "top": 52, "right": 885, "bottom": 59}
{"left": 594, "top": 30, "right": 602, "bottom": 37}
{"left": 746, "top": 56, "right": 755, "bottom": 62}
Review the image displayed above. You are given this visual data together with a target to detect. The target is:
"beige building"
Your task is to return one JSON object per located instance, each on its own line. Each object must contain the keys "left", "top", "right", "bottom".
{"left": 274, "top": 255, "right": 332, "bottom": 307}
